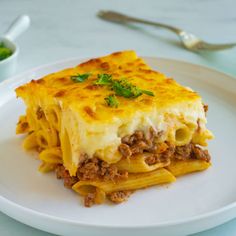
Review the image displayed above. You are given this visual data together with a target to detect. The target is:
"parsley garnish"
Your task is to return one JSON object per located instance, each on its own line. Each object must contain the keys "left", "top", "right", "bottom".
{"left": 105, "top": 94, "right": 119, "bottom": 108}
{"left": 95, "top": 74, "right": 154, "bottom": 100}
{"left": 94, "top": 74, "right": 113, "bottom": 85}
{"left": 70, "top": 73, "right": 91, "bottom": 82}
{"left": 110, "top": 78, "right": 154, "bottom": 98}
{"left": 76, "top": 73, "right": 154, "bottom": 108}
{"left": 112, "top": 79, "right": 144, "bottom": 98}
{"left": 140, "top": 89, "right": 154, "bottom": 96}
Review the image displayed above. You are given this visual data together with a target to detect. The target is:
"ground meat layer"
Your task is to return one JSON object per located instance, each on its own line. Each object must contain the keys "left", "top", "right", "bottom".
{"left": 55, "top": 165, "right": 78, "bottom": 188}
{"left": 83, "top": 190, "right": 132, "bottom": 207}
{"left": 55, "top": 165, "right": 132, "bottom": 207}
{"left": 108, "top": 190, "right": 133, "bottom": 204}
{"left": 77, "top": 157, "right": 128, "bottom": 182}
{"left": 175, "top": 143, "right": 211, "bottom": 162}
{"left": 118, "top": 128, "right": 211, "bottom": 164}
{"left": 55, "top": 128, "right": 210, "bottom": 207}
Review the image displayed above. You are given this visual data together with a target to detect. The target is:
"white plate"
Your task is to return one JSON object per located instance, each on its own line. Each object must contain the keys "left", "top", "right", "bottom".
{"left": 0, "top": 57, "right": 236, "bottom": 236}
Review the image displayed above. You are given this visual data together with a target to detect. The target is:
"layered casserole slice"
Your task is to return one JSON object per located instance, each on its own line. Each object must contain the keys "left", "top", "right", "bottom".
{"left": 16, "top": 51, "right": 213, "bottom": 207}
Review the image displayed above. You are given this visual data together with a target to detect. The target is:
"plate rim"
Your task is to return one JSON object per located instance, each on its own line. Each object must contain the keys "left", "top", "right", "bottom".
{"left": 0, "top": 56, "right": 236, "bottom": 229}
{"left": 1, "top": 193, "right": 236, "bottom": 229}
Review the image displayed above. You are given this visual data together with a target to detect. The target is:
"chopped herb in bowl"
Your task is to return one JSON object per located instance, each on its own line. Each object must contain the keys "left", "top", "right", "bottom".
{"left": 0, "top": 42, "right": 13, "bottom": 61}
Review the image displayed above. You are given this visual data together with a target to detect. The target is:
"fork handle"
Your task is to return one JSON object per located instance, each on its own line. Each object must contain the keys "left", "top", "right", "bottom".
{"left": 125, "top": 16, "right": 182, "bottom": 34}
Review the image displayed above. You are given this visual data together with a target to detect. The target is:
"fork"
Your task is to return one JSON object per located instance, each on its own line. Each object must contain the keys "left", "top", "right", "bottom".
{"left": 98, "top": 10, "right": 236, "bottom": 52}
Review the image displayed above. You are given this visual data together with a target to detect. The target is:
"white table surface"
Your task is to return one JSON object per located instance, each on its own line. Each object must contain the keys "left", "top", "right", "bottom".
{"left": 0, "top": 0, "right": 235, "bottom": 235}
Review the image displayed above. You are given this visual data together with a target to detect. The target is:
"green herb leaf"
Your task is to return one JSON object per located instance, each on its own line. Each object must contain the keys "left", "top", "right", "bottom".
{"left": 105, "top": 94, "right": 119, "bottom": 108}
{"left": 94, "top": 74, "right": 154, "bottom": 102}
{"left": 94, "top": 74, "right": 113, "bottom": 85}
{"left": 112, "top": 80, "right": 134, "bottom": 98}
{"left": 70, "top": 73, "right": 91, "bottom": 83}
{"left": 112, "top": 79, "right": 145, "bottom": 98}
{"left": 140, "top": 89, "right": 154, "bottom": 96}
{"left": 0, "top": 43, "right": 12, "bottom": 61}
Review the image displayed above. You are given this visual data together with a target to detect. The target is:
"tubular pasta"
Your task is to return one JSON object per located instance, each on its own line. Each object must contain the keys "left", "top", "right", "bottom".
{"left": 116, "top": 153, "right": 170, "bottom": 173}
{"left": 36, "top": 128, "right": 59, "bottom": 149}
{"left": 38, "top": 116, "right": 50, "bottom": 130}
{"left": 39, "top": 147, "right": 62, "bottom": 164}
{"left": 192, "top": 129, "right": 213, "bottom": 147}
{"left": 16, "top": 115, "right": 30, "bottom": 134}
{"left": 60, "top": 127, "right": 77, "bottom": 176}
{"left": 72, "top": 168, "right": 176, "bottom": 195}
{"left": 166, "top": 160, "right": 211, "bottom": 177}
{"left": 23, "top": 131, "right": 38, "bottom": 150}
{"left": 45, "top": 105, "right": 61, "bottom": 131}
{"left": 175, "top": 125, "right": 193, "bottom": 146}
{"left": 26, "top": 108, "right": 40, "bottom": 131}
{"left": 38, "top": 162, "right": 57, "bottom": 173}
